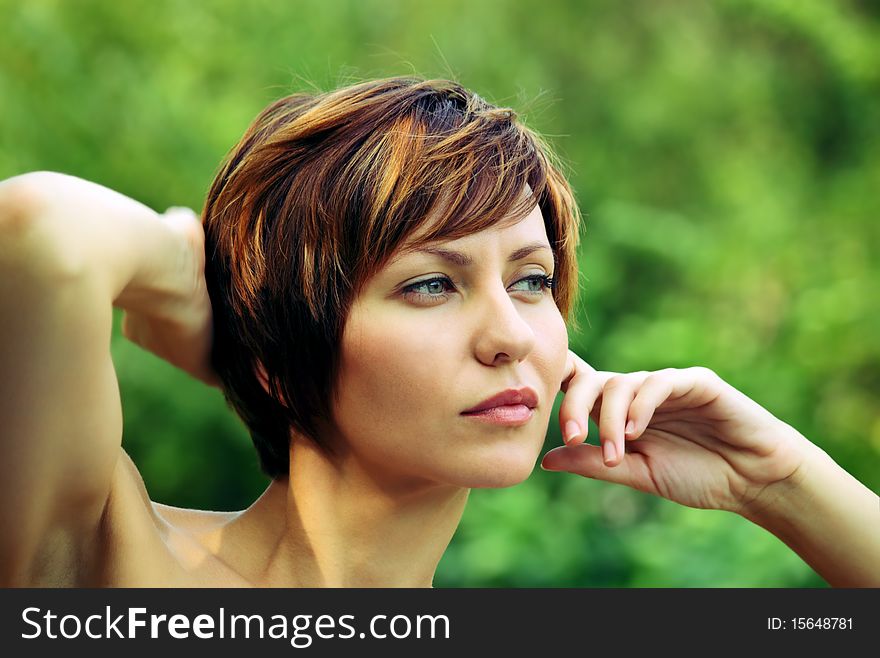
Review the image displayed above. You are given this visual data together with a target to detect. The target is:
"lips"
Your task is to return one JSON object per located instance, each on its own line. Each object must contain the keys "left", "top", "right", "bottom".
{"left": 461, "top": 387, "right": 539, "bottom": 414}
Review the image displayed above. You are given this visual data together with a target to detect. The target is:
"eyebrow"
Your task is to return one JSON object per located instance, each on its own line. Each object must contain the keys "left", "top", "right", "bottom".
{"left": 406, "top": 242, "right": 553, "bottom": 267}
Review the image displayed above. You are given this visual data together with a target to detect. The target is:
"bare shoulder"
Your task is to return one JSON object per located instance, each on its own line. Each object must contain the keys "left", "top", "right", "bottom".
{"left": 28, "top": 447, "right": 247, "bottom": 587}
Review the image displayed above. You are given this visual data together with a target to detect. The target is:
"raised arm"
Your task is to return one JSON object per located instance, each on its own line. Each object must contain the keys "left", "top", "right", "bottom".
{"left": 545, "top": 357, "right": 880, "bottom": 587}
{"left": 0, "top": 171, "right": 197, "bottom": 585}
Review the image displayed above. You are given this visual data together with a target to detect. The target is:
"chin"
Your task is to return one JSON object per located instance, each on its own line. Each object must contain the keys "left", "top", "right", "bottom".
{"left": 451, "top": 450, "right": 539, "bottom": 489}
{"left": 468, "top": 471, "right": 533, "bottom": 489}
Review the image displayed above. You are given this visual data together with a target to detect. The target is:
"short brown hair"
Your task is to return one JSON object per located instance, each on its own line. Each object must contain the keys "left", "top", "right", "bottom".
{"left": 202, "top": 76, "right": 582, "bottom": 478}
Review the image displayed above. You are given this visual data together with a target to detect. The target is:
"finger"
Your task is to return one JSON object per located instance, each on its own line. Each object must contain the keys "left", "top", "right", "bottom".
{"left": 624, "top": 372, "right": 676, "bottom": 440}
{"left": 557, "top": 351, "right": 613, "bottom": 445}
{"left": 162, "top": 206, "right": 197, "bottom": 224}
{"left": 161, "top": 207, "right": 202, "bottom": 238}
{"left": 164, "top": 205, "right": 198, "bottom": 217}
{"left": 540, "top": 444, "right": 657, "bottom": 496}
{"left": 638, "top": 366, "right": 723, "bottom": 412}
{"left": 597, "top": 373, "right": 647, "bottom": 466}
{"left": 585, "top": 371, "right": 646, "bottom": 427}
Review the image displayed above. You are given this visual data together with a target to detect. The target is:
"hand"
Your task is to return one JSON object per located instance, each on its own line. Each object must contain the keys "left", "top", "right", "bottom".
{"left": 543, "top": 350, "right": 813, "bottom": 517}
{"left": 121, "top": 207, "right": 220, "bottom": 388}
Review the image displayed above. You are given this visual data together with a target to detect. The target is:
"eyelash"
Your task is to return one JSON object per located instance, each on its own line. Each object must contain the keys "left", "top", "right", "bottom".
{"left": 402, "top": 274, "right": 555, "bottom": 304}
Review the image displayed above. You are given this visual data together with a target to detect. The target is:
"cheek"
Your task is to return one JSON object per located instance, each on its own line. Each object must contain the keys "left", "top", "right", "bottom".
{"left": 336, "top": 310, "right": 456, "bottom": 426}
{"left": 333, "top": 301, "right": 569, "bottom": 447}
{"left": 531, "top": 310, "right": 570, "bottom": 398}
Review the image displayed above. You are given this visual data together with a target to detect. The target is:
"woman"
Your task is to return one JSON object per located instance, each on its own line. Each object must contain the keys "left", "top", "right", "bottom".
{"left": 0, "top": 77, "right": 877, "bottom": 587}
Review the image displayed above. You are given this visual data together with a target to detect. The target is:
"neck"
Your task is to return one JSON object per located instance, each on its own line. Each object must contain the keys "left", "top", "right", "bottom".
{"left": 223, "top": 437, "right": 470, "bottom": 587}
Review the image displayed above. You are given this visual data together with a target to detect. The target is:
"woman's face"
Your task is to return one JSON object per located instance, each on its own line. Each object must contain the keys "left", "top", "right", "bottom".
{"left": 330, "top": 202, "right": 569, "bottom": 490}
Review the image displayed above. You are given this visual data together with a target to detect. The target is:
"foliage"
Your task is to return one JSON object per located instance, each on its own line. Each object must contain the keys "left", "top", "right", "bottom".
{"left": 2, "top": 0, "right": 877, "bottom": 587}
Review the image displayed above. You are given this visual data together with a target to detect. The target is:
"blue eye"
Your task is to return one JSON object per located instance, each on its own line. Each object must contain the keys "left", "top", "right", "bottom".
{"left": 402, "top": 274, "right": 555, "bottom": 304}
{"left": 511, "top": 274, "right": 556, "bottom": 294}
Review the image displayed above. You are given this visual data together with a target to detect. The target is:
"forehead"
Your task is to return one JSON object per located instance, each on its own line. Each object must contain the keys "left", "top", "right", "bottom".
{"left": 392, "top": 198, "right": 548, "bottom": 263}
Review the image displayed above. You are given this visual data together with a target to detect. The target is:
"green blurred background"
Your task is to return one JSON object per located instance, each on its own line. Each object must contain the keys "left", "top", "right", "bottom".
{"left": 2, "top": 0, "right": 878, "bottom": 587}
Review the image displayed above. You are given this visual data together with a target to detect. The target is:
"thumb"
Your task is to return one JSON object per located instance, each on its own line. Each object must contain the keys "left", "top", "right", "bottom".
{"left": 541, "top": 444, "right": 641, "bottom": 488}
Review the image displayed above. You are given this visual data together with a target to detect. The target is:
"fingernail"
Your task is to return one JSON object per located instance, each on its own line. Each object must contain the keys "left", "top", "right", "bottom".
{"left": 564, "top": 420, "right": 580, "bottom": 443}
{"left": 541, "top": 448, "right": 565, "bottom": 471}
{"left": 625, "top": 420, "right": 635, "bottom": 435}
{"left": 603, "top": 441, "right": 617, "bottom": 465}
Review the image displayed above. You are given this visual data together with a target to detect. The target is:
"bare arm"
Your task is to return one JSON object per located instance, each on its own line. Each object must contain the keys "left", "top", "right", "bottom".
{"left": 740, "top": 440, "right": 880, "bottom": 587}
{"left": 544, "top": 357, "right": 880, "bottom": 587}
{"left": 0, "top": 171, "right": 196, "bottom": 584}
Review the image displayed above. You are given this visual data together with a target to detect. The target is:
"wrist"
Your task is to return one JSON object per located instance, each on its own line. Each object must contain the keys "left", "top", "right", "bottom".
{"left": 738, "top": 434, "right": 826, "bottom": 528}
{"left": 113, "top": 228, "right": 191, "bottom": 321}
{"left": 738, "top": 436, "right": 880, "bottom": 587}
{"left": 112, "top": 211, "right": 196, "bottom": 322}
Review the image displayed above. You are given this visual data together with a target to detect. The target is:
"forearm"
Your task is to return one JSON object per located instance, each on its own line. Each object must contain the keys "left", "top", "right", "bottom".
{"left": 742, "top": 439, "right": 880, "bottom": 587}
{"left": 0, "top": 171, "right": 189, "bottom": 318}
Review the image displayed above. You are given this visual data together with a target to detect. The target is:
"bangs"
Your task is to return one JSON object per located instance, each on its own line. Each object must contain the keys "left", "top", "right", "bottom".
{"left": 202, "top": 75, "right": 582, "bottom": 477}
{"left": 346, "top": 82, "right": 554, "bottom": 282}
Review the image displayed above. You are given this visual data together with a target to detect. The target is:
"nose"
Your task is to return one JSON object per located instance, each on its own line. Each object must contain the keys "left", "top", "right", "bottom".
{"left": 472, "top": 284, "right": 537, "bottom": 366}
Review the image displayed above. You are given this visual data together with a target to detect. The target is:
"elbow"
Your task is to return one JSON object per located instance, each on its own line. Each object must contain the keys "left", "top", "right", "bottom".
{"left": 0, "top": 171, "right": 58, "bottom": 235}
{"left": 0, "top": 172, "right": 84, "bottom": 280}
